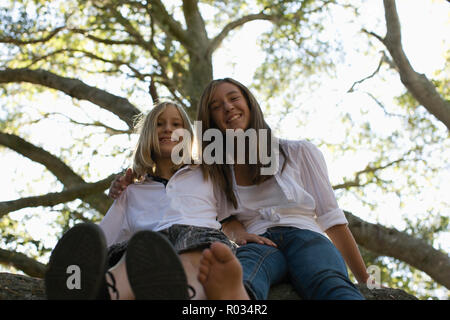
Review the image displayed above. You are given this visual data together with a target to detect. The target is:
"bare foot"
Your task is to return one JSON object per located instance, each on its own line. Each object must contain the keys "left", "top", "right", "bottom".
{"left": 198, "top": 242, "right": 249, "bottom": 300}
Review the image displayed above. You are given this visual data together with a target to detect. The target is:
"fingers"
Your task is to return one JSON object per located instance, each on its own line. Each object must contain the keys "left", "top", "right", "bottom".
{"left": 198, "top": 248, "right": 212, "bottom": 284}
{"left": 108, "top": 176, "right": 120, "bottom": 199}
{"left": 240, "top": 234, "right": 277, "bottom": 248}
{"left": 124, "top": 168, "right": 135, "bottom": 184}
{"left": 258, "top": 236, "right": 277, "bottom": 248}
{"left": 108, "top": 172, "right": 131, "bottom": 199}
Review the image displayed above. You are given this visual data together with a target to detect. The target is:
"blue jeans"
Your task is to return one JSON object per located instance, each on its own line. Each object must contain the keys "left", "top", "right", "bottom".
{"left": 236, "top": 226, "right": 365, "bottom": 300}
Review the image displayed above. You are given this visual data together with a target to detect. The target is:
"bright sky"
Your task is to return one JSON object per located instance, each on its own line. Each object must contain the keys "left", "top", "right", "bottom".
{"left": 1, "top": 0, "right": 449, "bottom": 298}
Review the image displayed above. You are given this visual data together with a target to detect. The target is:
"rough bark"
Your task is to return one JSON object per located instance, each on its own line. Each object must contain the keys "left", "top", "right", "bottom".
{"left": 0, "top": 250, "right": 46, "bottom": 279}
{"left": 0, "top": 272, "right": 417, "bottom": 300}
{"left": 0, "top": 273, "right": 46, "bottom": 300}
{"left": 182, "top": 0, "right": 213, "bottom": 119}
{"left": 268, "top": 282, "right": 417, "bottom": 300}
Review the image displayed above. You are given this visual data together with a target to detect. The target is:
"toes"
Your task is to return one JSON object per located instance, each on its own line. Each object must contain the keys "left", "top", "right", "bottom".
{"left": 210, "top": 242, "right": 234, "bottom": 263}
{"left": 198, "top": 259, "right": 210, "bottom": 285}
{"left": 197, "top": 269, "right": 207, "bottom": 284}
{"left": 200, "top": 247, "right": 214, "bottom": 264}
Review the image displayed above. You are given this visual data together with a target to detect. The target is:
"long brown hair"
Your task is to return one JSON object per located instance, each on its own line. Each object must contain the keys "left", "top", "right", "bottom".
{"left": 197, "top": 78, "right": 287, "bottom": 208}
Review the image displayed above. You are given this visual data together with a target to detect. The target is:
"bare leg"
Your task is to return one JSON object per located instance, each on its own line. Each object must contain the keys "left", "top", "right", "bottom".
{"left": 106, "top": 254, "right": 135, "bottom": 300}
{"left": 179, "top": 250, "right": 206, "bottom": 300}
{"left": 107, "top": 251, "right": 202, "bottom": 300}
{"left": 198, "top": 242, "right": 249, "bottom": 300}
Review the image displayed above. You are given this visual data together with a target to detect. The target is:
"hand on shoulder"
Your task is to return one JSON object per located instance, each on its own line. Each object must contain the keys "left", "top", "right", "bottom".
{"left": 108, "top": 168, "right": 135, "bottom": 199}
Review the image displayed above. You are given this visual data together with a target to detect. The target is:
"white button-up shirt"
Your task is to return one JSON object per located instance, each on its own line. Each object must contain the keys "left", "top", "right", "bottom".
{"left": 99, "top": 165, "right": 221, "bottom": 247}
{"left": 218, "top": 139, "right": 348, "bottom": 236}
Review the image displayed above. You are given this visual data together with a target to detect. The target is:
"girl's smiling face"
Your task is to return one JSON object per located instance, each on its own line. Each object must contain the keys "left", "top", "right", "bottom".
{"left": 156, "top": 105, "right": 184, "bottom": 158}
{"left": 209, "top": 82, "right": 251, "bottom": 132}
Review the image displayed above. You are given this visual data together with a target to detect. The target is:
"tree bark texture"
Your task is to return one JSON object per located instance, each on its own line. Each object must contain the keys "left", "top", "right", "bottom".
{"left": 345, "top": 211, "right": 450, "bottom": 290}
{"left": 0, "top": 272, "right": 417, "bottom": 300}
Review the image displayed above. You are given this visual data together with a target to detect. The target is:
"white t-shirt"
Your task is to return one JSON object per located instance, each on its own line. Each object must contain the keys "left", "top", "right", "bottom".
{"left": 99, "top": 165, "right": 221, "bottom": 247}
{"left": 218, "top": 139, "right": 348, "bottom": 236}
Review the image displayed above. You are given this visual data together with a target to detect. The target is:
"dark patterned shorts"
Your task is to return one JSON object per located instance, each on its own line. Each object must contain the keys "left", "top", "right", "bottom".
{"left": 106, "top": 224, "right": 237, "bottom": 268}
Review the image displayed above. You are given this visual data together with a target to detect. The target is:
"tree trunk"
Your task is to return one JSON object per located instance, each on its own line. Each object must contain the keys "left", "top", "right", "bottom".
{"left": 0, "top": 272, "right": 417, "bottom": 300}
{"left": 184, "top": 53, "right": 213, "bottom": 119}
{"left": 182, "top": 0, "right": 214, "bottom": 119}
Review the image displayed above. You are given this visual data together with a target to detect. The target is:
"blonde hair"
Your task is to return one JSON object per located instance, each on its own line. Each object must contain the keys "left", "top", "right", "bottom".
{"left": 132, "top": 101, "right": 194, "bottom": 180}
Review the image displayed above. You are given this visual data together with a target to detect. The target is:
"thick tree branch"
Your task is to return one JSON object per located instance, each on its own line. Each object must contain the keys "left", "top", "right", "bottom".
{"left": 182, "top": 0, "right": 209, "bottom": 47}
{"left": 0, "top": 174, "right": 116, "bottom": 218}
{"left": 0, "top": 26, "right": 65, "bottom": 45}
{"left": 0, "top": 68, "right": 140, "bottom": 128}
{"left": 149, "top": 77, "right": 159, "bottom": 104}
{"left": 146, "top": 0, "right": 190, "bottom": 46}
{"left": 0, "top": 249, "right": 46, "bottom": 278}
{"left": 346, "top": 211, "right": 450, "bottom": 289}
{"left": 0, "top": 132, "right": 112, "bottom": 214}
{"left": 0, "top": 271, "right": 416, "bottom": 300}
{"left": 373, "top": 0, "right": 450, "bottom": 131}
{"left": 0, "top": 132, "right": 84, "bottom": 186}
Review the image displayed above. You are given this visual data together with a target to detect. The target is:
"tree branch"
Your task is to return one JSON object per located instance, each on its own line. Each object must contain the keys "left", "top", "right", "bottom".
{"left": 69, "top": 27, "right": 140, "bottom": 45}
{"left": 24, "top": 49, "right": 149, "bottom": 81}
{"left": 0, "top": 132, "right": 112, "bottom": 214}
{"left": 146, "top": 0, "right": 190, "bottom": 46}
{"left": 0, "top": 26, "right": 65, "bottom": 45}
{"left": 346, "top": 210, "right": 450, "bottom": 289}
{"left": 333, "top": 151, "right": 415, "bottom": 190}
{"left": 208, "top": 12, "right": 276, "bottom": 55}
{"left": 0, "top": 132, "right": 83, "bottom": 186}
{"left": 182, "top": 0, "right": 208, "bottom": 48}
{"left": 0, "top": 174, "right": 116, "bottom": 218}
{"left": 41, "top": 112, "right": 131, "bottom": 135}
{"left": 363, "top": 91, "right": 406, "bottom": 118}
{"left": 0, "top": 68, "right": 140, "bottom": 128}
{"left": 0, "top": 249, "right": 46, "bottom": 278}
{"left": 347, "top": 51, "right": 388, "bottom": 93}
{"left": 370, "top": 0, "right": 450, "bottom": 131}
{"left": 149, "top": 77, "right": 159, "bottom": 104}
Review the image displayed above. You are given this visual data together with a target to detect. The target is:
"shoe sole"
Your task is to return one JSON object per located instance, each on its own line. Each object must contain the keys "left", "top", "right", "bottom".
{"left": 126, "top": 231, "right": 189, "bottom": 300}
{"left": 45, "top": 223, "right": 107, "bottom": 300}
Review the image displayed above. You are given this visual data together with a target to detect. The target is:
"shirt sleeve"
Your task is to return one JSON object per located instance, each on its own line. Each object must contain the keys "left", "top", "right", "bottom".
{"left": 98, "top": 191, "right": 132, "bottom": 247}
{"left": 292, "top": 140, "right": 348, "bottom": 231}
